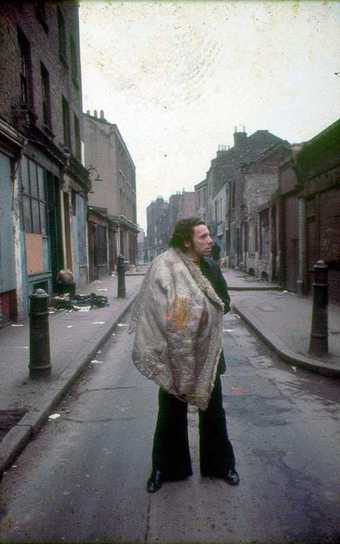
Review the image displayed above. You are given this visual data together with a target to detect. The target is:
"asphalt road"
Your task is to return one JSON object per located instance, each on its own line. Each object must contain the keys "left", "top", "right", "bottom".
{"left": 0, "top": 308, "right": 339, "bottom": 543}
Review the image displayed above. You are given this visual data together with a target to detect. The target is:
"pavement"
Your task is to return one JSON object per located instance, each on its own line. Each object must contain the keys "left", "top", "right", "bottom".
{"left": 225, "top": 268, "right": 340, "bottom": 378}
{"left": 0, "top": 270, "right": 145, "bottom": 477}
{"left": 0, "top": 263, "right": 339, "bottom": 477}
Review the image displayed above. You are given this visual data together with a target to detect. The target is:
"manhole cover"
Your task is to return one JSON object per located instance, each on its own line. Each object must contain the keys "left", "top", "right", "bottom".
{"left": 0, "top": 409, "right": 27, "bottom": 441}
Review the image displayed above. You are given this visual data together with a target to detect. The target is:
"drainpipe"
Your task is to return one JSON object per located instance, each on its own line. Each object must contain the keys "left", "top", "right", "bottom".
{"left": 12, "top": 150, "right": 27, "bottom": 320}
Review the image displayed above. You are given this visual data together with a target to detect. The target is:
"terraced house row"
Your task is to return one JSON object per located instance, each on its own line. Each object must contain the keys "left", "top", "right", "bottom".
{"left": 0, "top": 2, "right": 138, "bottom": 326}
{"left": 195, "top": 122, "right": 340, "bottom": 306}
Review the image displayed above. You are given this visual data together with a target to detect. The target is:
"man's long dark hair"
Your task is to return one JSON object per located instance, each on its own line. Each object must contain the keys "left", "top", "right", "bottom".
{"left": 169, "top": 217, "right": 206, "bottom": 251}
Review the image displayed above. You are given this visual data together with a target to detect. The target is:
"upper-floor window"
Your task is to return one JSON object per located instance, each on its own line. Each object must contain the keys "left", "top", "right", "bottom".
{"left": 231, "top": 181, "right": 236, "bottom": 209}
{"left": 58, "top": 7, "right": 67, "bottom": 65}
{"left": 225, "top": 183, "right": 231, "bottom": 214}
{"left": 62, "top": 96, "right": 71, "bottom": 149}
{"left": 74, "top": 113, "right": 81, "bottom": 160}
{"left": 70, "top": 35, "right": 79, "bottom": 86}
{"left": 35, "top": 1, "right": 48, "bottom": 32}
{"left": 40, "top": 62, "right": 51, "bottom": 128}
{"left": 17, "top": 27, "right": 33, "bottom": 107}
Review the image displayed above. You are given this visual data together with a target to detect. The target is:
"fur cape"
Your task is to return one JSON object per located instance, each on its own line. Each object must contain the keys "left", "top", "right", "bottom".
{"left": 131, "top": 248, "right": 224, "bottom": 410}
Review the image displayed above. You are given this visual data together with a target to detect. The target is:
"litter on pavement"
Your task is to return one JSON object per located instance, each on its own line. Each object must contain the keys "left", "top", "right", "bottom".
{"left": 50, "top": 292, "right": 109, "bottom": 311}
{"left": 48, "top": 413, "right": 61, "bottom": 420}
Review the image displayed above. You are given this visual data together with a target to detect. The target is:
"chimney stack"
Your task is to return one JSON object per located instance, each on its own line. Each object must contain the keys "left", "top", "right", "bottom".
{"left": 94, "top": 110, "right": 98, "bottom": 118}
{"left": 100, "top": 110, "right": 105, "bottom": 120}
{"left": 233, "top": 125, "right": 247, "bottom": 147}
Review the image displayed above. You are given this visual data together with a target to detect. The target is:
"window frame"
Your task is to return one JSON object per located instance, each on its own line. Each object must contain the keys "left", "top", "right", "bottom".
{"left": 57, "top": 7, "right": 67, "bottom": 66}
{"left": 17, "top": 27, "right": 33, "bottom": 108}
{"left": 73, "top": 113, "right": 81, "bottom": 160}
{"left": 21, "top": 157, "right": 48, "bottom": 236}
{"left": 40, "top": 62, "right": 52, "bottom": 128}
{"left": 62, "top": 96, "right": 71, "bottom": 150}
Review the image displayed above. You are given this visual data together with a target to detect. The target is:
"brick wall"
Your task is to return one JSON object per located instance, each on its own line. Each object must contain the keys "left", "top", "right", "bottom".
{"left": 0, "top": 3, "right": 83, "bottom": 153}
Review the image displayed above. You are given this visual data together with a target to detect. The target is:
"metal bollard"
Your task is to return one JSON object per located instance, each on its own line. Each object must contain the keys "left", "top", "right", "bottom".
{"left": 29, "top": 289, "right": 51, "bottom": 377}
{"left": 117, "top": 255, "right": 126, "bottom": 298}
{"left": 309, "top": 260, "right": 328, "bottom": 356}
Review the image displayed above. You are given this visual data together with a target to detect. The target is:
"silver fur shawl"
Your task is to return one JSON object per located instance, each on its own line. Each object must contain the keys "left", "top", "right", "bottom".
{"left": 131, "top": 248, "right": 224, "bottom": 411}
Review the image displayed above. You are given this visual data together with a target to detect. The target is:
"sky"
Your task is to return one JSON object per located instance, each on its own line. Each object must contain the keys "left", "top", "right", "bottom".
{"left": 79, "top": 1, "right": 340, "bottom": 230}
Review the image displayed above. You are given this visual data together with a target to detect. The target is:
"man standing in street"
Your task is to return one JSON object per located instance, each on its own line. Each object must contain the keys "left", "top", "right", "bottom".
{"left": 131, "top": 217, "right": 239, "bottom": 493}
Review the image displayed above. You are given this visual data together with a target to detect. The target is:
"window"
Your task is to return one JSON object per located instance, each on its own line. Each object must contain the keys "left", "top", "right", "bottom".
{"left": 244, "top": 222, "right": 249, "bottom": 252}
{"left": 70, "top": 35, "right": 79, "bottom": 86}
{"left": 40, "top": 63, "right": 51, "bottom": 128}
{"left": 17, "top": 28, "right": 33, "bottom": 107}
{"left": 57, "top": 7, "right": 67, "bottom": 65}
{"left": 62, "top": 96, "right": 71, "bottom": 149}
{"left": 231, "top": 182, "right": 236, "bottom": 209}
{"left": 35, "top": 1, "right": 48, "bottom": 32}
{"left": 74, "top": 113, "right": 81, "bottom": 159}
{"left": 225, "top": 183, "right": 231, "bottom": 215}
{"left": 21, "top": 157, "right": 48, "bottom": 235}
{"left": 259, "top": 209, "right": 269, "bottom": 258}
{"left": 71, "top": 189, "right": 77, "bottom": 215}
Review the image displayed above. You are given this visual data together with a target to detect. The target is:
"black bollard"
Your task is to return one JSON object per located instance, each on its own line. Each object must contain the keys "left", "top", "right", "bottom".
{"left": 117, "top": 255, "right": 126, "bottom": 298}
{"left": 309, "top": 260, "right": 328, "bottom": 356}
{"left": 29, "top": 289, "right": 51, "bottom": 377}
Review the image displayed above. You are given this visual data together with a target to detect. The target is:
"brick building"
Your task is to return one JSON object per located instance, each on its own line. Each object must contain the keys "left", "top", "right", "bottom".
{"left": 145, "top": 197, "right": 169, "bottom": 260}
{"left": 296, "top": 119, "right": 340, "bottom": 305}
{"left": 168, "top": 191, "right": 196, "bottom": 239}
{"left": 146, "top": 191, "right": 196, "bottom": 259}
{"left": 195, "top": 178, "right": 208, "bottom": 222}
{"left": 83, "top": 110, "right": 138, "bottom": 278}
{"left": 240, "top": 141, "right": 291, "bottom": 281}
{"left": 202, "top": 128, "right": 284, "bottom": 268}
{"left": 0, "top": 2, "right": 90, "bottom": 321}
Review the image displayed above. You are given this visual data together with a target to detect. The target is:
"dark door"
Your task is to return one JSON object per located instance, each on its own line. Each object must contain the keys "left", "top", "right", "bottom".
{"left": 284, "top": 196, "right": 298, "bottom": 292}
{"left": 88, "top": 222, "right": 96, "bottom": 282}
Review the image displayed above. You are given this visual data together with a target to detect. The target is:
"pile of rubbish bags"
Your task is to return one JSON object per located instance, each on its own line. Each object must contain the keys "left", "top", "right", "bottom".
{"left": 50, "top": 292, "right": 109, "bottom": 311}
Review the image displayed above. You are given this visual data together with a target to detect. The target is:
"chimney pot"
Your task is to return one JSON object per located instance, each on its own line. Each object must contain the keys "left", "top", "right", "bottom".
{"left": 94, "top": 110, "right": 98, "bottom": 118}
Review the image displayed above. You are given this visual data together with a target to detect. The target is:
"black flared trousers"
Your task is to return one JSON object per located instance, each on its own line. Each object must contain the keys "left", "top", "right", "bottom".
{"left": 151, "top": 375, "right": 235, "bottom": 480}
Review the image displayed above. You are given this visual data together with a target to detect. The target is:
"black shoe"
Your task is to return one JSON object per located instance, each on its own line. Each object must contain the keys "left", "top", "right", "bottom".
{"left": 225, "top": 468, "right": 240, "bottom": 486}
{"left": 147, "top": 469, "right": 163, "bottom": 493}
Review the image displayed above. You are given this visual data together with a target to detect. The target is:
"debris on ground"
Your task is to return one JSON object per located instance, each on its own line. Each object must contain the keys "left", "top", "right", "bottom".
{"left": 50, "top": 292, "right": 109, "bottom": 311}
{"left": 48, "top": 413, "right": 61, "bottom": 421}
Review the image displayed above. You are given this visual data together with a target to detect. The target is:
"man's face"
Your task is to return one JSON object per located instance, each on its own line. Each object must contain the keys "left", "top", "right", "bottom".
{"left": 185, "top": 224, "right": 213, "bottom": 258}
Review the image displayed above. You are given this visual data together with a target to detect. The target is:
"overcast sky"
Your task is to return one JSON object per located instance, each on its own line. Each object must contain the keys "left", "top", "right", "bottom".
{"left": 79, "top": 1, "right": 340, "bottom": 230}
